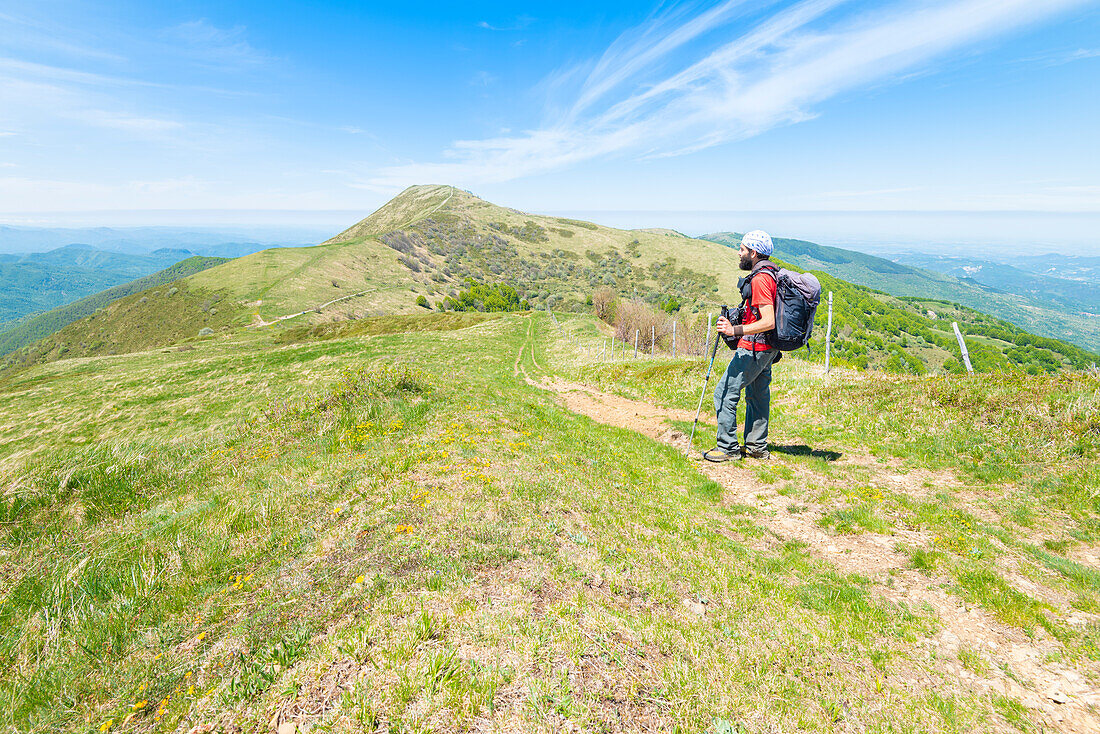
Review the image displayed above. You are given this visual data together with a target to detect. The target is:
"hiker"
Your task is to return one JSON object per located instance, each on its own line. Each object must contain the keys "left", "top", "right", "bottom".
{"left": 704, "top": 230, "right": 779, "bottom": 462}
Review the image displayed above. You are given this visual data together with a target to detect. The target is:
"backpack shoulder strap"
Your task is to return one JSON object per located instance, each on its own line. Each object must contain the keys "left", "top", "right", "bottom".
{"left": 754, "top": 260, "right": 778, "bottom": 280}
{"left": 739, "top": 260, "right": 779, "bottom": 307}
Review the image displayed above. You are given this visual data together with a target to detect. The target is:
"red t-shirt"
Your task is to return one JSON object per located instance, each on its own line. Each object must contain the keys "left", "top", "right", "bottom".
{"left": 738, "top": 269, "right": 777, "bottom": 351}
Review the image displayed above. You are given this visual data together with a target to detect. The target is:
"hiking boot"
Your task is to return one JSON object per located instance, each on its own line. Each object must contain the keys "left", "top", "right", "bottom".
{"left": 744, "top": 448, "right": 770, "bottom": 460}
{"left": 703, "top": 447, "right": 741, "bottom": 463}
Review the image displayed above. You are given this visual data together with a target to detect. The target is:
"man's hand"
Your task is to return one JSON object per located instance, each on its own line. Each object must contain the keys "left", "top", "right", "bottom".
{"left": 716, "top": 316, "right": 743, "bottom": 338}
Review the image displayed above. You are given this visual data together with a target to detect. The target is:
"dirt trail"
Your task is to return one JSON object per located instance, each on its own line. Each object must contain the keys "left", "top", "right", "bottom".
{"left": 527, "top": 369, "right": 1100, "bottom": 732}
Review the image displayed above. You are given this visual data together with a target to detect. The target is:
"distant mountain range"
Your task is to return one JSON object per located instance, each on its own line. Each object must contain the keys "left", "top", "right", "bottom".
{"left": 0, "top": 224, "right": 331, "bottom": 256}
{"left": 0, "top": 234, "right": 323, "bottom": 327}
{"left": 891, "top": 254, "right": 1100, "bottom": 308}
{"left": 702, "top": 233, "right": 1100, "bottom": 353}
{"left": 0, "top": 246, "right": 191, "bottom": 326}
{"left": 899, "top": 253, "right": 1100, "bottom": 286}
{"left": 2, "top": 185, "right": 1095, "bottom": 378}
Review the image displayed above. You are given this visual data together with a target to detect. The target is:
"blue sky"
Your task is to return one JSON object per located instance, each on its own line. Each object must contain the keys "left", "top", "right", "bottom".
{"left": 0, "top": 0, "right": 1098, "bottom": 236}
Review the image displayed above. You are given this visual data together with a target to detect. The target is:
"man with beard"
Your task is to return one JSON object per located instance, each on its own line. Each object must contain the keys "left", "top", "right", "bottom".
{"left": 703, "top": 230, "right": 779, "bottom": 462}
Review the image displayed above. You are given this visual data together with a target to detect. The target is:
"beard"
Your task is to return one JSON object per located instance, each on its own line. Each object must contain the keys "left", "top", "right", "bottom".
{"left": 739, "top": 252, "right": 754, "bottom": 270}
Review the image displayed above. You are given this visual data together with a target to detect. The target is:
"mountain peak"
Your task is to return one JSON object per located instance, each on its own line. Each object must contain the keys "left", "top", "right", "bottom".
{"left": 325, "top": 184, "right": 488, "bottom": 244}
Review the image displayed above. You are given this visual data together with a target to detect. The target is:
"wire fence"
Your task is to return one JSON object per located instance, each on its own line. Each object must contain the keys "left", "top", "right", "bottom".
{"left": 551, "top": 291, "right": 980, "bottom": 377}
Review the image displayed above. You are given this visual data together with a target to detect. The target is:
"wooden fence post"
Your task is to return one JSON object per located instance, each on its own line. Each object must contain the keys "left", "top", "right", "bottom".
{"left": 651, "top": 325, "right": 655, "bottom": 355}
{"left": 634, "top": 329, "right": 639, "bottom": 359}
{"left": 952, "top": 322, "right": 974, "bottom": 374}
{"left": 706, "top": 313, "right": 712, "bottom": 355}
{"left": 673, "top": 321, "right": 677, "bottom": 358}
{"left": 824, "top": 291, "right": 834, "bottom": 374}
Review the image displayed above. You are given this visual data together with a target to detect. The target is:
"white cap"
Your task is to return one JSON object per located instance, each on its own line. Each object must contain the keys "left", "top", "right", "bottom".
{"left": 741, "top": 230, "right": 773, "bottom": 257}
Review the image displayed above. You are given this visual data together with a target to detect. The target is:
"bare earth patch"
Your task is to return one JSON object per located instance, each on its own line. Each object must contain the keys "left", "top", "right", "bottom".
{"left": 533, "top": 375, "right": 1100, "bottom": 734}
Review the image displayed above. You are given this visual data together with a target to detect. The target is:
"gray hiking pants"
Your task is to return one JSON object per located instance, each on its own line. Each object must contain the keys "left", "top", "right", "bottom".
{"left": 714, "top": 347, "right": 778, "bottom": 454}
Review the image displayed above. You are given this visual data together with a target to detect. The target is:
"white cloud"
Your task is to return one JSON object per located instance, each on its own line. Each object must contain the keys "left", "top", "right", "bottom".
{"left": 0, "top": 65, "right": 184, "bottom": 138}
{"left": 1017, "top": 46, "right": 1100, "bottom": 66}
{"left": 815, "top": 186, "right": 923, "bottom": 198}
{"left": 374, "top": 0, "right": 1088, "bottom": 189}
{"left": 0, "top": 11, "right": 127, "bottom": 63}
{"left": 162, "top": 19, "right": 270, "bottom": 70}
{"left": 75, "top": 109, "right": 184, "bottom": 133}
{"left": 471, "top": 70, "right": 497, "bottom": 86}
{"left": 478, "top": 16, "right": 535, "bottom": 32}
{"left": 0, "top": 57, "right": 159, "bottom": 88}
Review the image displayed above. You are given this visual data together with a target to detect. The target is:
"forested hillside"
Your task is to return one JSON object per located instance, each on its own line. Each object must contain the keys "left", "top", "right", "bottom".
{"left": 0, "top": 246, "right": 193, "bottom": 325}
{"left": 703, "top": 232, "right": 1100, "bottom": 353}
{"left": 0, "top": 256, "right": 229, "bottom": 359}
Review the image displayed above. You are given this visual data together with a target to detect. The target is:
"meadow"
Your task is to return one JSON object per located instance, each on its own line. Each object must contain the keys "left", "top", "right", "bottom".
{"left": 0, "top": 312, "right": 1097, "bottom": 733}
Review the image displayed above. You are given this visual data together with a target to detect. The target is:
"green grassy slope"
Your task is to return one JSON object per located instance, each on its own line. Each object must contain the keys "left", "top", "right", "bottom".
{"left": 0, "top": 311, "right": 1096, "bottom": 732}
{"left": 0, "top": 238, "right": 426, "bottom": 373}
{"left": 703, "top": 232, "right": 1100, "bottom": 353}
{"left": 0, "top": 256, "right": 228, "bottom": 359}
{"left": 3, "top": 185, "right": 1095, "bottom": 377}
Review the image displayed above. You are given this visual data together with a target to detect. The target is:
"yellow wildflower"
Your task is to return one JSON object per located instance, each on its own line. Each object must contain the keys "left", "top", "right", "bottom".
{"left": 355, "top": 575, "right": 366, "bottom": 584}
{"left": 99, "top": 719, "right": 114, "bottom": 732}
{"left": 132, "top": 700, "right": 147, "bottom": 710}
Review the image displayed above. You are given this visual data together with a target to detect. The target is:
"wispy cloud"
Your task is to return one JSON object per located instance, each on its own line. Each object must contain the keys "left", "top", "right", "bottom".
{"left": 374, "top": 0, "right": 1088, "bottom": 188}
{"left": 816, "top": 186, "right": 923, "bottom": 198}
{"left": 75, "top": 109, "right": 184, "bottom": 133}
{"left": 0, "top": 59, "right": 184, "bottom": 138}
{"left": 0, "top": 57, "right": 160, "bottom": 88}
{"left": 0, "top": 11, "right": 127, "bottom": 63}
{"left": 161, "top": 19, "right": 271, "bottom": 70}
{"left": 478, "top": 16, "right": 536, "bottom": 32}
{"left": 470, "top": 70, "right": 497, "bottom": 87}
{"left": 1017, "top": 46, "right": 1100, "bottom": 66}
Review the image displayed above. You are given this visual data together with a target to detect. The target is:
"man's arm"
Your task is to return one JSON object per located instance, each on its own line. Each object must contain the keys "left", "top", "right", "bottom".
{"left": 717, "top": 304, "right": 774, "bottom": 337}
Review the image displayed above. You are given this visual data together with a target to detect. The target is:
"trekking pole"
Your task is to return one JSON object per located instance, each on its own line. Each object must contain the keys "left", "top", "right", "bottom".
{"left": 688, "top": 332, "right": 723, "bottom": 452}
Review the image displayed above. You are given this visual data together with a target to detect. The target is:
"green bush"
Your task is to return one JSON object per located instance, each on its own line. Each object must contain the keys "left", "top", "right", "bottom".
{"left": 450, "top": 280, "right": 526, "bottom": 313}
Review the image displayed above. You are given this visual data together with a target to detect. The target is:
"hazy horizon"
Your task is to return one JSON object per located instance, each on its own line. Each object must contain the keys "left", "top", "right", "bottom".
{"left": 1, "top": 208, "right": 1096, "bottom": 259}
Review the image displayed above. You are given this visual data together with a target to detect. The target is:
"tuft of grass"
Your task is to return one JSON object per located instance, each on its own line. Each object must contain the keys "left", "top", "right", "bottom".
{"left": 819, "top": 503, "right": 890, "bottom": 534}
{"left": 952, "top": 569, "right": 1055, "bottom": 634}
{"left": 908, "top": 547, "right": 946, "bottom": 575}
{"left": 991, "top": 693, "right": 1036, "bottom": 732}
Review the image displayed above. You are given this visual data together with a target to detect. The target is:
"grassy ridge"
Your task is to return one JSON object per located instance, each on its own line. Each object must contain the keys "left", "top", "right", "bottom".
{"left": 0, "top": 256, "right": 228, "bottom": 360}
{"left": 2, "top": 186, "right": 1094, "bottom": 380}
{"left": 0, "top": 311, "right": 1097, "bottom": 731}
{"left": 0, "top": 276, "right": 242, "bottom": 373}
